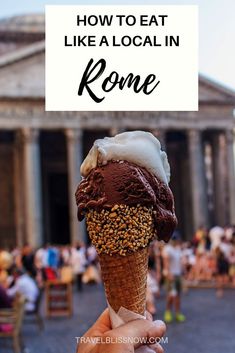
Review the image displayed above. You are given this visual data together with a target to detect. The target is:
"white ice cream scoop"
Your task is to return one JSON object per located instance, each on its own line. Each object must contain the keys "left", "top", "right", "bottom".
{"left": 80, "top": 130, "right": 170, "bottom": 184}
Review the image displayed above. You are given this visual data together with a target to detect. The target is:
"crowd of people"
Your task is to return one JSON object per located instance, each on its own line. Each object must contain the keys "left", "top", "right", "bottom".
{"left": 0, "top": 242, "right": 100, "bottom": 316}
{"left": 0, "top": 224, "right": 235, "bottom": 325}
{"left": 146, "top": 224, "right": 235, "bottom": 322}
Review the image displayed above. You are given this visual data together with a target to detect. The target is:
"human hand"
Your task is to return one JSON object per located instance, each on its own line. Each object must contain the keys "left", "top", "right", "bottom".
{"left": 77, "top": 309, "right": 166, "bottom": 353}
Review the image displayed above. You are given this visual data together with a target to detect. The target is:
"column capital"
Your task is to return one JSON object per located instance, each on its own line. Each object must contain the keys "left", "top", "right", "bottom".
{"left": 109, "top": 126, "right": 125, "bottom": 137}
{"left": 152, "top": 128, "right": 166, "bottom": 136}
{"left": 64, "top": 128, "right": 82, "bottom": 143}
{"left": 16, "top": 128, "right": 40, "bottom": 144}
{"left": 225, "top": 129, "right": 235, "bottom": 144}
{"left": 188, "top": 129, "right": 201, "bottom": 142}
{"left": 152, "top": 129, "right": 167, "bottom": 150}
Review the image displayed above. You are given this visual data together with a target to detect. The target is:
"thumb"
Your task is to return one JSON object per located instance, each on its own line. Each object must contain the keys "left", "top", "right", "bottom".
{"left": 86, "top": 309, "right": 111, "bottom": 337}
{"left": 107, "top": 319, "right": 166, "bottom": 349}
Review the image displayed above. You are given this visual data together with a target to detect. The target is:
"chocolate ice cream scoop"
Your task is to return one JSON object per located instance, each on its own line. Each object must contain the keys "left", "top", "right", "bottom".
{"left": 76, "top": 160, "right": 177, "bottom": 242}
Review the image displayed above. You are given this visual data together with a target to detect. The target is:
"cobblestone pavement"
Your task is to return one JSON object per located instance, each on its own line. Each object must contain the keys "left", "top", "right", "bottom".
{"left": 1, "top": 285, "right": 235, "bottom": 353}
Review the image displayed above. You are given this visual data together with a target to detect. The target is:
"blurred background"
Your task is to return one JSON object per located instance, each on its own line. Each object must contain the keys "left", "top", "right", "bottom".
{"left": 0, "top": 1, "right": 234, "bottom": 353}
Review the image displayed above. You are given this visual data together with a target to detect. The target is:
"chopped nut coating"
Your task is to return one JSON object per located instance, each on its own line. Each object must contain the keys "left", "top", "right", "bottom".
{"left": 86, "top": 204, "right": 155, "bottom": 256}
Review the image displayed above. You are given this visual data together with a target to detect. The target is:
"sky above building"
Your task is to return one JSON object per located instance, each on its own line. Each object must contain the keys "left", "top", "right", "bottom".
{"left": 0, "top": 0, "right": 234, "bottom": 91}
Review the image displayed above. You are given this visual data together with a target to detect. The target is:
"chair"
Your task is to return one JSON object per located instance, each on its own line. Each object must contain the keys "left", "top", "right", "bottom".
{"left": 0, "top": 293, "right": 26, "bottom": 353}
{"left": 25, "top": 289, "right": 44, "bottom": 331}
{"left": 45, "top": 279, "right": 73, "bottom": 317}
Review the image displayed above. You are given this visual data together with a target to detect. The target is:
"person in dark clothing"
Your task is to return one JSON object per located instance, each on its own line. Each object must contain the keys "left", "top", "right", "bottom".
{"left": 0, "top": 284, "right": 12, "bottom": 309}
{"left": 21, "top": 244, "right": 36, "bottom": 277}
{"left": 205, "top": 231, "right": 211, "bottom": 251}
{"left": 215, "top": 247, "right": 229, "bottom": 298}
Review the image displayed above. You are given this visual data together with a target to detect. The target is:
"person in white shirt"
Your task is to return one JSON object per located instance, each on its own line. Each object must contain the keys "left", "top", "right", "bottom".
{"left": 70, "top": 243, "right": 87, "bottom": 291}
{"left": 7, "top": 269, "right": 39, "bottom": 312}
{"left": 162, "top": 232, "right": 185, "bottom": 323}
{"left": 219, "top": 236, "right": 232, "bottom": 260}
{"left": 87, "top": 245, "right": 98, "bottom": 264}
{"left": 34, "top": 246, "right": 48, "bottom": 270}
{"left": 209, "top": 226, "right": 224, "bottom": 249}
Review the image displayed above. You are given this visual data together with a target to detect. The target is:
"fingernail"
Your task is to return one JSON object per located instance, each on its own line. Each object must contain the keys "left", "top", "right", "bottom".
{"left": 153, "top": 320, "right": 166, "bottom": 335}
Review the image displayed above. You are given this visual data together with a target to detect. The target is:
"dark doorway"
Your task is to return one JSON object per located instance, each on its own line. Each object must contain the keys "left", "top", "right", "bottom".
{"left": 0, "top": 131, "right": 16, "bottom": 248}
{"left": 40, "top": 131, "right": 70, "bottom": 245}
{"left": 166, "top": 131, "right": 193, "bottom": 239}
{"left": 47, "top": 173, "right": 70, "bottom": 244}
{"left": 82, "top": 129, "right": 110, "bottom": 159}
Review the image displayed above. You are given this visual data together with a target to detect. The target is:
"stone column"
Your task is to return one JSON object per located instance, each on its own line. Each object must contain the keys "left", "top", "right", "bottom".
{"left": 65, "top": 128, "right": 85, "bottom": 244}
{"left": 188, "top": 129, "right": 209, "bottom": 232}
{"left": 14, "top": 132, "right": 25, "bottom": 247}
{"left": 211, "top": 133, "right": 227, "bottom": 226}
{"left": 21, "top": 128, "right": 43, "bottom": 247}
{"left": 225, "top": 129, "right": 235, "bottom": 224}
{"left": 109, "top": 127, "right": 120, "bottom": 136}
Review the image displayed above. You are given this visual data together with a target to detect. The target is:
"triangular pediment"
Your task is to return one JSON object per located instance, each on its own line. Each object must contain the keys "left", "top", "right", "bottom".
{"left": 199, "top": 74, "right": 235, "bottom": 104}
{"left": 0, "top": 41, "right": 235, "bottom": 105}
{"left": 0, "top": 42, "right": 45, "bottom": 98}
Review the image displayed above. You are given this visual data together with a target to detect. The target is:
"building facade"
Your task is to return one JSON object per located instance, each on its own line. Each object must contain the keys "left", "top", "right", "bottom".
{"left": 0, "top": 15, "right": 235, "bottom": 248}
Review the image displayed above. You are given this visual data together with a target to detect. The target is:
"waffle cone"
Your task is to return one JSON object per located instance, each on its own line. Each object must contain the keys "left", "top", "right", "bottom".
{"left": 98, "top": 247, "right": 148, "bottom": 315}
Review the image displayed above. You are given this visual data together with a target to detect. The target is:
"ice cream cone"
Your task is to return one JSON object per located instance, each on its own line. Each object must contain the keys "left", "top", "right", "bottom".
{"left": 99, "top": 247, "right": 148, "bottom": 315}
{"left": 76, "top": 132, "right": 177, "bottom": 318}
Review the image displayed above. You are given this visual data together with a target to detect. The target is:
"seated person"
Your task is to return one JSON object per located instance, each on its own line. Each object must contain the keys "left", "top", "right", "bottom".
{"left": 0, "top": 284, "right": 12, "bottom": 309}
{"left": 7, "top": 269, "right": 39, "bottom": 312}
